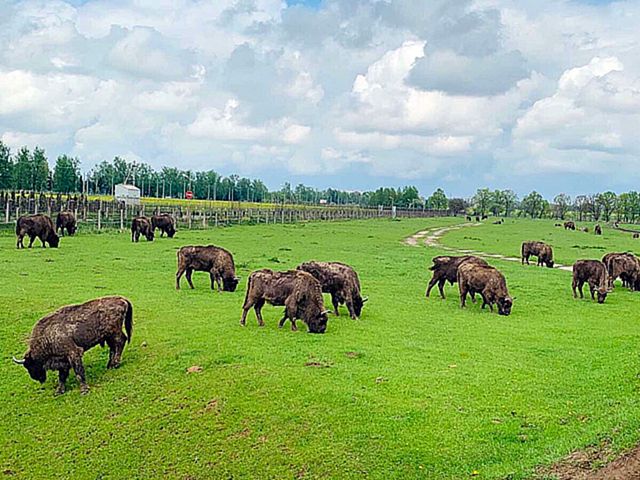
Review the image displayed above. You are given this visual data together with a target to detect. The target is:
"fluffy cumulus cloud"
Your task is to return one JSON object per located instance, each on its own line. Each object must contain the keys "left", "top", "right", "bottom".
{"left": 1, "top": 0, "right": 639, "bottom": 195}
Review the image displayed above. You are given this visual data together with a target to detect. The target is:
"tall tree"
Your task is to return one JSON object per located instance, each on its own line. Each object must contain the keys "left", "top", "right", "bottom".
{"left": 427, "top": 188, "right": 448, "bottom": 210}
{"left": 553, "top": 193, "right": 572, "bottom": 220}
{"left": 521, "top": 191, "right": 545, "bottom": 218}
{"left": 0, "top": 141, "right": 12, "bottom": 189}
{"left": 53, "top": 155, "right": 81, "bottom": 193}
{"left": 596, "top": 191, "right": 617, "bottom": 222}
{"left": 472, "top": 188, "right": 492, "bottom": 216}
{"left": 31, "top": 147, "right": 50, "bottom": 191}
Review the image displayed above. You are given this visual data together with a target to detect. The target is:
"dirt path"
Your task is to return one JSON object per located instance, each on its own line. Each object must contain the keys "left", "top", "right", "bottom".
{"left": 405, "top": 222, "right": 573, "bottom": 271}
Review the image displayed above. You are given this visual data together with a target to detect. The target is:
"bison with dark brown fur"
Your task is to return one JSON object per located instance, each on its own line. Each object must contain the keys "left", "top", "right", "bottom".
{"left": 457, "top": 263, "right": 513, "bottom": 315}
{"left": 12, "top": 296, "right": 133, "bottom": 395}
{"left": 572, "top": 260, "right": 611, "bottom": 303}
{"left": 603, "top": 253, "right": 640, "bottom": 290}
{"left": 564, "top": 221, "right": 576, "bottom": 230}
{"left": 595, "top": 224, "right": 602, "bottom": 236}
{"left": 56, "top": 211, "right": 77, "bottom": 236}
{"left": 240, "top": 269, "right": 330, "bottom": 333}
{"left": 176, "top": 245, "right": 239, "bottom": 292}
{"left": 151, "top": 214, "right": 176, "bottom": 238}
{"left": 296, "top": 261, "right": 366, "bottom": 319}
{"left": 521, "top": 241, "right": 554, "bottom": 268}
{"left": 426, "top": 255, "right": 488, "bottom": 299}
{"left": 131, "top": 216, "right": 154, "bottom": 242}
{"left": 16, "top": 214, "right": 59, "bottom": 249}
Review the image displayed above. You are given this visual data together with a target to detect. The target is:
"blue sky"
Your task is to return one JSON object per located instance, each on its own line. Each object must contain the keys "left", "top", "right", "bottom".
{"left": 0, "top": 0, "right": 638, "bottom": 198}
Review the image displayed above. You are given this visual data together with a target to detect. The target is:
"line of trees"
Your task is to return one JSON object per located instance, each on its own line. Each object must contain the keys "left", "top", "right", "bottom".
{"left": 0, "top": 141, "right": 425, "bottom": 208}
{"left": 467, "top": 188, "right": 640, "bottom": 223}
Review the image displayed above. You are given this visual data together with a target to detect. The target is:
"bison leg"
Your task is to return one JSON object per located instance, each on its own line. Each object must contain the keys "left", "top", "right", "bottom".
{"left": 331, "top": 293, "right": 340, "bottom": 316}
{"left": 28, "top": 235, "right": 36, "bottom": 248}
{"left": 425, "top": 276, "right": 439, "bottom": 298}
{"left": 69, "top": 354, "right": 89, "bottom": 395}
{"left": 175, "top": 266, "right": 185, "bottom": 289}
{"left": 459, "top": 286, "right": 467, "bottom": 308}
{"left": 345, "top": 298, "right": 357, "bottom": 319}
{"left": 278, "top": 314, "right": 288, "bottom": 329}
{"left": 107, "top": 332, "right": 127, "bottom": 369}
{"left": 254, "top": 299, "right": 266, "bottom": 327}
{"left": 577, "top": 281, "right": 584, "bottom": 298}
{"left": 185, "top": 268, "right": 195, "bottom": 289}
{"left": 16, "top": 234, "right": 24, "bottom": 249}
{"left": 209, "top": 272, "right": 216, "bottom": 290}
{"left": 55, "top": 368, "right": 69, "bottom": 396}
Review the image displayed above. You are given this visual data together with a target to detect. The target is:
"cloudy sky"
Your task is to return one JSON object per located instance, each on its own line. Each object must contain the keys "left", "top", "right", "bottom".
{"left": 0, "top": 0, "right": 638, "bottom": 197}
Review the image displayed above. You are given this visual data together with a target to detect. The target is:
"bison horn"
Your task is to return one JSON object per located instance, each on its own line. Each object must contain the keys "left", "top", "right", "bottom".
{"left": 362, "top": 297, "right": 369, "bottom": 303}
{"left": 12, "top": 356, "right": 25, "bottom": 365}
{"left": 320, "top": 309, "right": 332, "bottom": 316}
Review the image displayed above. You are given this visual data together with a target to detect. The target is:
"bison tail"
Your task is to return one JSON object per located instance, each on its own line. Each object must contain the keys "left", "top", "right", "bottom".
{"left": 124, "top": 299, "right": 133, "bottom": 344}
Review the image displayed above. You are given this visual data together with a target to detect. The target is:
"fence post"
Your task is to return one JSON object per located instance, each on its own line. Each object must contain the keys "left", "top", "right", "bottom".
{"left": 120, "top": 208, "right": 124, "bottom": 231}
{"left": 5, "top": 202, "right": 9, "bottom": 223}
{"left": 97, "top": 208, "right": 102, "bottom": 230}
{"left": 188, "top": 209, "right": 192, "bottom": 229}
{"left": 202, "top": 211, "right": 207, "bottom": 228}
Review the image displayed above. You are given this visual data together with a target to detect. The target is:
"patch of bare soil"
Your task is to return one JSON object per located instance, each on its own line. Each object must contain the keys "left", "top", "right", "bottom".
{"left": 536, "top": 443, "right": 640, "bottom": 480}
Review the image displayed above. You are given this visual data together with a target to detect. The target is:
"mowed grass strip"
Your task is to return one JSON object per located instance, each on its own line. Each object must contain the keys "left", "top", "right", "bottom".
{"left": 1, "top": 218, "right": 639, "bottom": 479}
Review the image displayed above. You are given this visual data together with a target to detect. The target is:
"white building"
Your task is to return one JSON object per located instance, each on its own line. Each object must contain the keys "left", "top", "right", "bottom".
{"left": 115, "top": 184, "right": 141, "bottom": 206}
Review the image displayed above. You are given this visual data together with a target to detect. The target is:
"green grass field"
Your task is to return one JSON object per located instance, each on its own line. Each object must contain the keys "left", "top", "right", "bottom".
{"left": 1, "top": 218, "right": 640, "bottom": 479}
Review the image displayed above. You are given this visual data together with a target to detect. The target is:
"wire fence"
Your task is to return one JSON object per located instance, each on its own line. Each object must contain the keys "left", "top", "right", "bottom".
{"left": 0, "top": 192, "right": 451, "bottom": 233}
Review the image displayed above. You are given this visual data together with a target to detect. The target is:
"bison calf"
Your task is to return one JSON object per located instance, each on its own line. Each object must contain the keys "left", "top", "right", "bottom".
{"left": 564, "top": 221, "right": 576, "bottom": 230}
{"left": 176, "top": 245, "right": 239, "bottom": 292}
{"left": 521, "top": 241, "right": 554, "bottom": 268}
{"left": 12, "top": 296, "right": 133, "bottom": 395}
{"left": 131, "top": 216, "right": 154, "bottom": 242}
{"left": 426, "top": 255, "right": 488, "bottom": 299}
{"left": 595, "top": 224, "right": 602, "bottom": 235}
{"left": 152, "top": 214, "right": 176, "bottom": 238}
{"left": 16, "top": 214, "right": 59, "bottom": 249}
{"left": 572, "top": 260, "right": 611, "bottom": 303}
{"left": 457, "top": 263, "right": 513, "bottom": 315}
{"left": 56, "top": 211, "right": 77, "bottom": 236}
{"left": 296, "top": 261, "right": 367, "bottom": 319}
{"left": 240, "top": 270, "right": 330, "bottom": 333}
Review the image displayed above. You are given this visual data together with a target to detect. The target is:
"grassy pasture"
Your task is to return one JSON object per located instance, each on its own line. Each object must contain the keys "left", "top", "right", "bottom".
{"left": 1, "top": 218, "right": 640, "bottom": 479}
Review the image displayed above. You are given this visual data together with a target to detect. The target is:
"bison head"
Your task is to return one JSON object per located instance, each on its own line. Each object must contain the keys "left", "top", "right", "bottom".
{"left": 596, "top": 287, "right": 610, "bottom": 304}
{"left": 13, "top": 353, "right": 46, "bottom": 383}
{"left": 307, "top": 310, "right": 330, "bottom": 334}
{"left": 48, "top": 233, "right": 60, "bottom": 248}
{"left": 545, "top": 259, "right": 554, "bottom": 268}
{"left": 353, "top": 295, "right": 368, "bottom": 318}
{"left": 222, "top": 276, "right": 239, "bottom": 292}
{"left": 167, "top": 226, "right": 176, "bottom": 238}
{"left": 145, "top": 230, "right": 154, "bottom": 241}
{"left": 497, "top": 296, "right": 513, "bottom": 316}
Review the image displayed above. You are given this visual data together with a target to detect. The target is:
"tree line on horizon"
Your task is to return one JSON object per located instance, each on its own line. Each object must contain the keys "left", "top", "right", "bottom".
{"left": 0, "top": 141, "right": 637, "bottom": 220}
{"left": 0, "top": 142, "right": 423, "bottom": 208}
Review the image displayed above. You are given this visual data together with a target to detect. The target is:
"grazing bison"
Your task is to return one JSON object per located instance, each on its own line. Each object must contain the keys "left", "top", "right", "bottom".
{"left": 12, "top": 296, "right": 133, "bottom": 395}
{"left": 240, "top": 270, "right": 330, "bottom": 333}
{"left": 426, "top": 255, "right": 488, "bottom": 299}
{"left": 131, "top": 216, "right": 154, "bottom": 242}
{"left": 555, "top": 223, "right": 563, "bottom": 227}
{"left": 56, "top": 211, "right": 77, "bottom": 236}
{"left": 581, "top": 227, "right": 589, "bottom": 233}
{"left": 475, "top": 216, "right": 480, "bottom": 222}
{"left": 466, "top": 216, "right": 472, "bottom": 221}
{"left": 16, "top": 214, "right": 59, "bottom": 249}
{"left": 151, "top": 214, "right": 176, "bottom": 238}
{"left": 521, "top": 241, "right": 554, "bottom": 268}
{"left": 296, "top": 261, "right": 367, "bottom": 319}
{"left": 595, "top": 224, "right": 602, "bottom": 235}
{"left": 176, "top": 245, "right": 239, "bottom": 292}
{"left": 602, "top": 253, "right": 640, "bottom": 290}
{"left": 457, "top": 263, "right": 513, "bottom": 315}
{"left": 572, "top": 260, "right": 611, "bottom": 303}
{"left": 564, "top": 221, "right": 576, "bottom": 230}
{"left": 634, "top": 233, "right": 640, "bottom": 239}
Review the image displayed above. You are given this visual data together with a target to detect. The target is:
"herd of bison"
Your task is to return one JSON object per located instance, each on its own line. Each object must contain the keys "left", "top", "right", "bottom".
{"left": 8, "top": 212, "right": 638, "bottom": 395}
